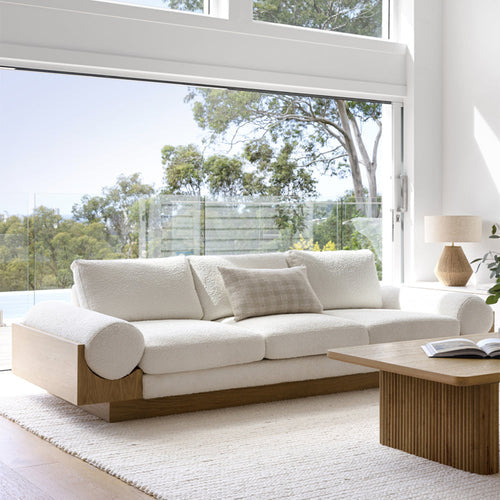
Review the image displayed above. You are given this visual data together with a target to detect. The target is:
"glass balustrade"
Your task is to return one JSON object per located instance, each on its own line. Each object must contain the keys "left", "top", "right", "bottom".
{"left": 0, "top": 192, "right": 381, "bottom": 369}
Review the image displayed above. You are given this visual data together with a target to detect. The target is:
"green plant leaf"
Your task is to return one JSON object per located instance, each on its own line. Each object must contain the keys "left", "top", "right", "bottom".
{"left": 486, "top": 295, "right": 499, "bottom": 305}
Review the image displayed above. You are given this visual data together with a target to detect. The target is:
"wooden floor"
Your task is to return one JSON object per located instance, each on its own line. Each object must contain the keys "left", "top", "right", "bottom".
{"left": 0, "top": 417, "right": 153, "bottom": 499}
{"left": 0, "top": 372, "right": 152, "bottom": 499}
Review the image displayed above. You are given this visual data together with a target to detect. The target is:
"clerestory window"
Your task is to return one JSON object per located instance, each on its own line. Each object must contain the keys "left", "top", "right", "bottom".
{"left": 93, "top": 0, "right": 206, "bottom": 14}
{"left": 253, "top": 0, "right": 388, "bottom": 39}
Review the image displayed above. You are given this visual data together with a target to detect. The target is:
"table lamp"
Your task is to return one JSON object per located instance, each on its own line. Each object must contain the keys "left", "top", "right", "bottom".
{"left": 424, "top": 215, "right": 482, "bottom": 286}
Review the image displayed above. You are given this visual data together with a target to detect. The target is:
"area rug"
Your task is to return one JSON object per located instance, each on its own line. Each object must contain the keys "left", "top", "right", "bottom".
{"left": 1, "top": 384, "right": 500, "bottom": 500}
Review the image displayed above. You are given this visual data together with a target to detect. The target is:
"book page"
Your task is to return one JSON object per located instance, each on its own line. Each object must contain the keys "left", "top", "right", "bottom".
{"left": 477, "top": 338, "right": 500, "bottom": 355}
{"left": 427, "top": 338, "right": 478, "bottom": 353}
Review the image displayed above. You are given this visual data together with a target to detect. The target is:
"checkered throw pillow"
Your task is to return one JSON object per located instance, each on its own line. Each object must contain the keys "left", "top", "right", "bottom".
{"left": 218, "top": 266, "right": 323, "bottom": 321}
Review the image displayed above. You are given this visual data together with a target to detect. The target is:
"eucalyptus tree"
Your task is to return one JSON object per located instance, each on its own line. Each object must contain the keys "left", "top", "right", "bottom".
{"left": 184, "top": 0, "right": 383, "bottom": 215}
{"left": 72, "top": 173, "right": 155, "bottom": 257}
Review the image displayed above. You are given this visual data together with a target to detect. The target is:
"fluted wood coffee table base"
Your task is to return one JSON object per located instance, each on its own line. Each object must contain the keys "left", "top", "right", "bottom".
{"left": 379, "top": 371, "right": 498, "bottom": 475}
{"left": 328, "top": 333, "right": 500, "bottom": 475}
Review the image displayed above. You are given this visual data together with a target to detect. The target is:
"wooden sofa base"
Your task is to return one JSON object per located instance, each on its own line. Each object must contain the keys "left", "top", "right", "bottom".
{"left": 82, "top": 372, "right": 380, "bottom": 422}
{"left": 12, "top": 323, "right": 379, "bottom": 422}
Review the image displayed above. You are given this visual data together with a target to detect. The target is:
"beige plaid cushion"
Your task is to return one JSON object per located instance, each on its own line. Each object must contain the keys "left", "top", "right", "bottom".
{"left": 218, "top": 266, "right": 323, "bottom": 321}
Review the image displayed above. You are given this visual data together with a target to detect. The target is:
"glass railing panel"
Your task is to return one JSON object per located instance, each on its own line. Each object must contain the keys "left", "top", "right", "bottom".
{"left": 139, "top": 195, "right": 382, "bottom": 274}
{"left": 0, "top": 193, "right": 31, "bottom": 326}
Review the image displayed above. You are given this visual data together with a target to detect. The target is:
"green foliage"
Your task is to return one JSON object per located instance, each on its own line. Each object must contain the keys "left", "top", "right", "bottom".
{"left": 160, "top": 141, "right": 319, "bottom": 243}
{"left": 291, "top": 235, "right": 336, "bottom": 252}
{"left": 186, "top": 86, "right": 382, "bottom": 209}
{"left": 243, "top": 141, "right": 317, "bottom": 200}
{"left": 72, "top": 173, "right": 154, "bottom": 257}
{"left": 254, "top": 0, "right": 382, "bottom": 37}
{"left": 312, "top": 191, "right": 382, "bottom": 278}
{"left": 0, "top": 174, "right": 157, "bottom": 291}
{"left": 0, "top": 208, "right": 121, "bottom": 291}
{"left": 162, "top": 0, "right": 204, "bottom": 12}
{"left": 471, "top": 224, "right": 500, "bottom": 304}
{"left": 204, "top": 155, "right": 248, "bottom": 197}
{"left": 161, "top": 144, "right": 206, "bottom": 196}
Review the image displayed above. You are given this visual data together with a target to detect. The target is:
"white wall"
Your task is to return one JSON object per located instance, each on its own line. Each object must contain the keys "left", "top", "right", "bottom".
{"left": 393, "top": 0, "right": 444, "bottom": 282}
{"left": 442, "top": 0, "right": 500, "bottom": 282}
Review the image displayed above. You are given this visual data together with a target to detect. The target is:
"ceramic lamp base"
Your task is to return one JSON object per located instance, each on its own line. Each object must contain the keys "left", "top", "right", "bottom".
{"left": 434, "top": 245, "right": 473, "bottom": 286}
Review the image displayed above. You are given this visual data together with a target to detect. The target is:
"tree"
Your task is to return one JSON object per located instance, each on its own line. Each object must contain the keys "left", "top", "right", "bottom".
{"left": 254, "top": 0, "right": 382, "bottom": 37}
{"left": 204, "top": 155, "right": 248, "bottom": 197}
{"left": 187, "top": 90, "right": 381, "bottom": 216}
{"left": 163, "top": 0, "right": 204, "bottom": 11}
{"left": 161, "top": 141, "right": 317, "bottom": 201}
{"left": 185, "top": 0, "right": 383, "bottom": 215}
{"left": 0, "top": 216, "right": 30, "bottom": 291}
{"left": 243, "top": 141, "right": 317, "bottom": 200}
{"left": 161, "top": 144, "right": 206, "bottom": 196}
{"left": 0, "top": 209, "right": 120, "bottom": 291}
{"left": 73, "top": 173, "right": 155, "bottom": 257}
{"left": 160, "top": 141, "right": 318, "bottom": 245}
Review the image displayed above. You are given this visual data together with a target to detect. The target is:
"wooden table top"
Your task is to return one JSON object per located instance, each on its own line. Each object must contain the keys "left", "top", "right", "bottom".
{"left": 328, "top": 333, "right": 500, "bottom": 386}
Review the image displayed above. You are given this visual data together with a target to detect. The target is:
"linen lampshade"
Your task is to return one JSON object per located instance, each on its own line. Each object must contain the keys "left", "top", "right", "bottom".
{"left": 424, "top": 216, "right": 482, "bottom": 286}
{"left": 424, "top": 216, "right": 482, "bottom": 243}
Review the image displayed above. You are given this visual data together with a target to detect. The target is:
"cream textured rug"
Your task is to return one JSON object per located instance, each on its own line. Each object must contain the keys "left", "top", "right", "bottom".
{"left": 1, "top": 378, "right": 500, "bottom": 499}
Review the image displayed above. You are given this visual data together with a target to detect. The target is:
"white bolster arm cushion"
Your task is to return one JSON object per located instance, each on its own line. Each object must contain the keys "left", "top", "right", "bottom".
{"left": 23, "top": 301, "right": 145, "bottom": 380}
{"left": 399, "top": 287, "right": 493, "bottom": 335}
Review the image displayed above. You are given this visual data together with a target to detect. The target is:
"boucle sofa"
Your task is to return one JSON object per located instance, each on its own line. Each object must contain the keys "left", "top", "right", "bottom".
{"left": 12, "top": 250, "right": 493, "bottom": 421}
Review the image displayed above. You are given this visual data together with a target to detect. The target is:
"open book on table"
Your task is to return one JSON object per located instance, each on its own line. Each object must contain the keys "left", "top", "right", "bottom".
{"left": 422, "top": 338, "right": 500, "bottom": 358}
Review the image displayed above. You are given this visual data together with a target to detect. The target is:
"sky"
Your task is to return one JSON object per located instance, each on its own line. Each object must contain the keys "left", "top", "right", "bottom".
{"left": 0, "top": 68, "right": 357, "bottom": 217}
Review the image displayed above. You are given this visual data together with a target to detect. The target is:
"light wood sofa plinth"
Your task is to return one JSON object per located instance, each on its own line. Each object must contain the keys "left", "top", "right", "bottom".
{"left": 82, "top": 372, "right": 379, "bottom": 422}
{"left": 12, "top": 323, "right": 379, "bottom": 422}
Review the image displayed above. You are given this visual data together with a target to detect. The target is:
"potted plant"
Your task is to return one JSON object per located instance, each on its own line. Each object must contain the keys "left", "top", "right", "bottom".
{"left": 471, "top": 224, "right": 500, "bottom": 304}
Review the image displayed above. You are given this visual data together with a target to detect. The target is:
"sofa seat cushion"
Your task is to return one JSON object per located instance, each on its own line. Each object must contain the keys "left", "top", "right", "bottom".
{"left": 221, "top": 313, "right": 369, "bottom": 359}
{"left": 323, "top": 309, "right": 460, "bottom": 344}
{"left": 286, "top": 250, "right": 382, "bottom": 310}
{"left": 71, "top": 255, "right": 203, "bottom": 322}
{"left": 133, "top": 320, "right": 265, "bottom": 375}
{"left": 188, "top": 253, "right": 288, "bottom": 321}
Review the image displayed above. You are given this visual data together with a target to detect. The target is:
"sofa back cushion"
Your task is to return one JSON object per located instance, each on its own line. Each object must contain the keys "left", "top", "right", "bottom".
{"left": 71, "top": 256, "right": 203, "bottom": 321}
{"left": 188, "top": 253, "right": 288, "bottom": 320}
{"left": 286, "top": 249, "right": 382, "bottom": 309}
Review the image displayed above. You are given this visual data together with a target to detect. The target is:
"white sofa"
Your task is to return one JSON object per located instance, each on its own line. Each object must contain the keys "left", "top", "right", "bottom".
{"left": 13, "top": 250, "right": 493, "bottom": 421}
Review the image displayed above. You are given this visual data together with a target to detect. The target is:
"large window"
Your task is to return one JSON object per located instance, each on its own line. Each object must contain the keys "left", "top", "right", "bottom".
{"left": 0, "top": 68, "right": 391, "bottom": 329}
{"left": 253, "top": 0, "right": 385, "bottom": 38}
